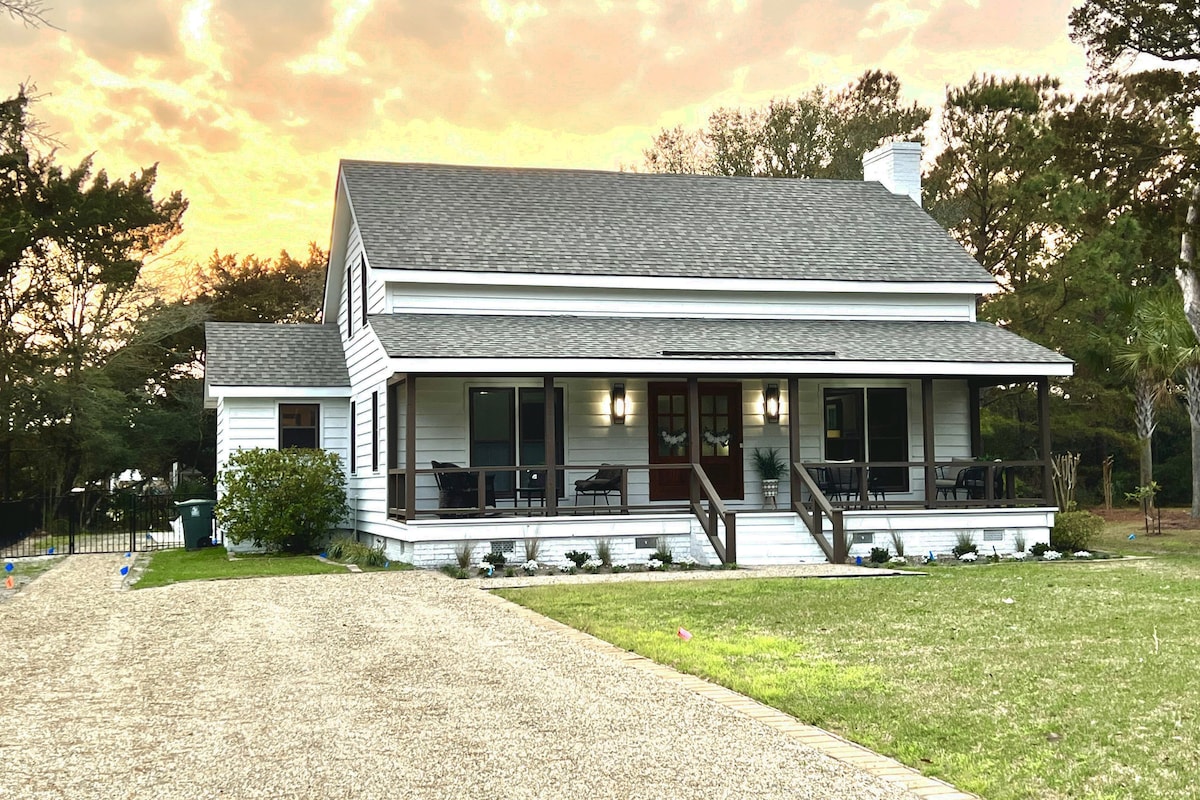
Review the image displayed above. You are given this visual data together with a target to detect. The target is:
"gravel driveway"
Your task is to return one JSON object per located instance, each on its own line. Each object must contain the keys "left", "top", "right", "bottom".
{"left": 0, "top": 555, "right": 923, "bottom": 800}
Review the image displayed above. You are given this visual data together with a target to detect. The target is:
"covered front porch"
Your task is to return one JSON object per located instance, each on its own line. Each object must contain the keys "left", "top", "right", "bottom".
{"left": 375, "top": 372, "right": 1061, "bottom": 566}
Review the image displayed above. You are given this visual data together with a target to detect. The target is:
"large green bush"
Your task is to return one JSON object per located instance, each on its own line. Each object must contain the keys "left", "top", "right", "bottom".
{"left": 216, "top": 448, "right": 348, "bottom": 553}
{"left": 1050, "top": 510, "right": 1104, "bottom": 553}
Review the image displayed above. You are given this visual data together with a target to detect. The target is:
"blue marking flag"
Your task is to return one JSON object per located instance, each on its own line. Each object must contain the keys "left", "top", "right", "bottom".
{"left": 1128, "top": 533, "right": 1136, "bottom": 540}
{"left": 384, "top": 561, "right": 390, "bottom": 568}
{"left": 4, "top": 562, "right": 12, "bottom": 572}
{"left": 125, "top": 552, "right": 131, "bottom": 558}
{"left": 47, "top": 546, "right": 55, "bottom": 555}
{"left": 120, "top": 565, "right": 129, "bottom": 576}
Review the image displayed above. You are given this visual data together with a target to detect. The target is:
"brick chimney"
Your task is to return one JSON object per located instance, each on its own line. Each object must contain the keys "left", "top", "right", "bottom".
{"left": 862, "top": 141, "right": 922, "bottom": 207}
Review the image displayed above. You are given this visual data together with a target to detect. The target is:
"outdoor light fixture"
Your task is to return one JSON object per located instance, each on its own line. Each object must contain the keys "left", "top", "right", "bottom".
{"left": 764, "top": 383, "right": 780, "bottom": 423}
{"left": 610, "top": 383, "right": 627, "bottom": 424}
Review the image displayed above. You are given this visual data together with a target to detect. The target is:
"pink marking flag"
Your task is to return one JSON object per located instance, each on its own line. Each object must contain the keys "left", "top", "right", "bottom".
{"left": 4, "top": 576, "right": 13, "bottom": 590}
{"left": 677, "top": 627, "right": 692, "bottom": 641}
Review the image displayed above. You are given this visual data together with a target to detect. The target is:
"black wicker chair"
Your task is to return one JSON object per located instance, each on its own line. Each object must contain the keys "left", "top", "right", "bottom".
{"left": 573, "top": 465, "right": 622, "bottom": 509}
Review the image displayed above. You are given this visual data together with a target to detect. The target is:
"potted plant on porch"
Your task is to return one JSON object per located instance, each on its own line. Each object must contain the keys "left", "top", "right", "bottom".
{"left": 752, "top": 447, "right": 786, "bottom": 508}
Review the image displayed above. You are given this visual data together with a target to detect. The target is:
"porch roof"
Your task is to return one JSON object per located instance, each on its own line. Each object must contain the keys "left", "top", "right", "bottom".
{"left": 369, "top": 314, "right": 1073, "bottom": 377}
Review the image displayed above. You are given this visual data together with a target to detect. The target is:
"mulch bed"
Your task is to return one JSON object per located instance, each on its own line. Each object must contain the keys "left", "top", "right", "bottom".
{"left": 1093, "top": 507, "right": 1200, "bottom": 531}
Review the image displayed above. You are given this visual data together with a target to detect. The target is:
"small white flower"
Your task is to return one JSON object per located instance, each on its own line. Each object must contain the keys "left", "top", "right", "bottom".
{"left": 647, "top": 558, "right": 663, "bottom": 570}
{"left": 1042, "top": 550, "right": 1062, "bottom": 561}
{"left": 583, "top": 558, "right": 603, "bottom": 569}
{"left": 958, "top": 552, "right": 978, "bottom": 562}
{"left": 1009, "top": 551, "right": 1029, "bottom": 560}
{"left": 557, "top": 559, "right": 574, "bottom": 572}
{"left": 522, "top": 559, "right": 539, "bottom": 573}
{"left": 679, "top": 554, "right": 697, "bottom": 565}
{"left": 1073, "top": 551, "right": 1092, "bottom": 559}
{"left": 611, "top": 561, "right": 628, "bottom": 569}
{"left": 1002, "top": 597, "right": 1015, "bottom": 604}
{"left": 888, "top": 556, "right": 907, "bottom": 565}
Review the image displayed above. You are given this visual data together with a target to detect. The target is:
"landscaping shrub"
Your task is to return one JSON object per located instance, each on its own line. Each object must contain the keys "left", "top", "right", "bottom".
{"left": 325, "top": 537, "right": 388, "bottom": 567}
{"left": 564, "top": 549, "right": 592, "bottom": 568}
{"left": 651, "top": 538, "right": 674, "bottom": 564}
{"left": 455, "top": 542, "right": 475, "bottom": 569}
{"left": 1031, "top": 542, "right": 1052, "bottom": 557}
{"left": 1051, "top": 510, "right": 1104, "bottom": 553}
{"left": 952, "top": 531, "right": 978, "bottom": 558}
{"left": 869, "top": 547, "right": 891, "bottom": 564}
{"left": 483, "top": 552, "right": 507, "bottom": 568}
{"left": 216, "top": 448, "right": 347, "bottom": 553}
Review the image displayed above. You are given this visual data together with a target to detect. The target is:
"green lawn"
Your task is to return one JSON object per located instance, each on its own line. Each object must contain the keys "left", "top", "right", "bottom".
{"left": 135, "top": 546, "right": 348, "bottom": 589}
{"left": 499, "top": 557, "right": 1200, "bottom": 800}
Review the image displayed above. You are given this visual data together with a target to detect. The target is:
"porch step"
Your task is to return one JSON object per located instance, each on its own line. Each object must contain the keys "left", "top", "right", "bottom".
{"left": 733, "top": 513, "right": 830, "bottom": 566}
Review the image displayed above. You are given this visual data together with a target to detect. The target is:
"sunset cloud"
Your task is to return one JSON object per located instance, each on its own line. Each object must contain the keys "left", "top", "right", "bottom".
{"left": 0, "top": 0, "right": 1089, "bottom": 275}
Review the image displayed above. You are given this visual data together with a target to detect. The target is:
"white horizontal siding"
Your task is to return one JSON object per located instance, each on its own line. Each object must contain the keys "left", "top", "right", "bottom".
{"left": 218, "top": 396, "right": 349, "bottom": 468}
{"left": 385, "top": 283, "right": 977, "bottom": 322}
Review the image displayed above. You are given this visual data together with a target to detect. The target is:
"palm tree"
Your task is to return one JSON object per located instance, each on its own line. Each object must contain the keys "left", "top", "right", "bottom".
{"left": 1141, "top": 294, "right": 1200, "bottom": 518}
{"left": 1113, "top": 290, "right": 1185, "bottom": 498}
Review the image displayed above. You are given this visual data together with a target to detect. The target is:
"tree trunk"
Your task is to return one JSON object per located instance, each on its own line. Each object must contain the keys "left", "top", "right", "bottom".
{"left": 1135, "top": 372, "right": 1156, "bottom": 492}
{"left": 1180, "top": 184, "right": 1200, "bottom": 518}
{"left": 1187, "top": 364, "right": 1200, "bottom": 519}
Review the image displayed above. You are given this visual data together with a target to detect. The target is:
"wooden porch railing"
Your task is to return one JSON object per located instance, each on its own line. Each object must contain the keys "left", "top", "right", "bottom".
{"left": 689, "top": 464, "right": 735, "bottom": 564}
{"left": 791, "top": 462, "right": 845, "bottom": 563}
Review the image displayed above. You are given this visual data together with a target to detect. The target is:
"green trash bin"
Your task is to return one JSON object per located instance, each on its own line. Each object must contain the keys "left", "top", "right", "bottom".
{"left": 176, "top": 499, "right": 215, "bottom": 550}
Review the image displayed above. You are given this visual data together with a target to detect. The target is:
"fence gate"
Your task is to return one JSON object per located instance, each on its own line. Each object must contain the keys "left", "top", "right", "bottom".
{"left": 0, "top": 493, "right": 217, "bottom": 559}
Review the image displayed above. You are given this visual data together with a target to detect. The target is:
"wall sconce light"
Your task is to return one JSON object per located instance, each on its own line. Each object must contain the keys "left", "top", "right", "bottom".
{"left": 763, "top": 383, "right": 780, "bottom": 423}
{"left": 611, "top": 383, "right": 626, "bottom": 425}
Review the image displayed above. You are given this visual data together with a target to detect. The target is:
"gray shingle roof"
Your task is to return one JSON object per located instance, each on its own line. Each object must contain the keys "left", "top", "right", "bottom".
{"left": 205, "top": 323, "right": 349, "bottom": 387}
{"left": 369, "top": 314, "right": 1071, "bottom": 366}
{"left": 339, "top": 161, "right": 994, "bottom": 284}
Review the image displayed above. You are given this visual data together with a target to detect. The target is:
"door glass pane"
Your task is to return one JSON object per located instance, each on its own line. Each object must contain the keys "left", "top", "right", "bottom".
{"left": 470, "top": 389, "right": 514, "bottom": 494}
{"left": 657, "top": 392, "right": 687, "bottom": 456}
{"left": 701, "top": 391, "right": 731, "bottom": 458}
{"left": 867, "top": 388, "right": 908, "bottom": 491}
{"left": 518, "top": 388, "right": 565, "bottom": 497}
{"left": 823, "top": 389, "right": 864, "bottom": 462}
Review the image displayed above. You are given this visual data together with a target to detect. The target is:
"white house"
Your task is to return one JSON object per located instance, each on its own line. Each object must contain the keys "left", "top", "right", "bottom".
{"left": 204, "top": 142, "right": 1073, "bottom": 567}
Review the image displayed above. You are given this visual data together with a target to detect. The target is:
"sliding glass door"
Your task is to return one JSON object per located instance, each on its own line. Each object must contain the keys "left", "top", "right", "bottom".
{"left": 823, "top": 387, "right": 908, "bottom": 492}
{"left": 469, "top": 387, "right": 565, "bottom": 498}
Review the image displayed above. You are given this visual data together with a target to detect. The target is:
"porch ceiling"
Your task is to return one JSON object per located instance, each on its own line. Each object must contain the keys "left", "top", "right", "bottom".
{"left": 370, "top": 314, "right": 1073, "bottom": 377}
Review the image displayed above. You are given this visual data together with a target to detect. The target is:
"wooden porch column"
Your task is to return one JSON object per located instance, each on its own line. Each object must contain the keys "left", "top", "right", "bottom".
{"left": 687, "top": 377, "right": 701, "bottom": 507}
{"left": 969, "top": 380, "right": 983, "bottom": 458}
{"left": 543, "top": 376, "right": 557, "bottom": 516}
{"left": 1038, "top": 377, "right": 1054, "bottom": 506}
{"left": 788, "top": 377, "right": 801, "bottom": 506}
{"left": 922, "top": 377, "right": 937, "bottom": 508}
{"left": 404, "top": 376, "right": 417, "bottom": 522}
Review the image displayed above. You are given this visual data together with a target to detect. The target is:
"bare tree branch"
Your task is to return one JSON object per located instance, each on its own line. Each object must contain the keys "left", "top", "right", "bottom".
{"left": 2, "top": 0, "right": 61, "bottom": 30}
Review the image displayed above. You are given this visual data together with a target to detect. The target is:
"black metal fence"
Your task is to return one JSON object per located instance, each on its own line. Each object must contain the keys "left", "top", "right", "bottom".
{"left": 0, "top": 491, "right": 218, "bottom": 559}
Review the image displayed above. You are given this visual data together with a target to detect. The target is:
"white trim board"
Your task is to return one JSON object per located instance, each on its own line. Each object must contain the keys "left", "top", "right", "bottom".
{"left": 371, "top": 267, "right": 998, "bottom": 296}
{"left": 387, "top": 357, "right": 1074, "bottom": 378}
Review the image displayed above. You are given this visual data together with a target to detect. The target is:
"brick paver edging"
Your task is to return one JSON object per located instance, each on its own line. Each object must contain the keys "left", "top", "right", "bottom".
{"left": 480, "top": 589, "right": 979, "bottom": 800}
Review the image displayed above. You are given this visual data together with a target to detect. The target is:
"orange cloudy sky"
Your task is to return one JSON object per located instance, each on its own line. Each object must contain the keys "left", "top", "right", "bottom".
{"left": 2, "top": 0, "right": 1089, "bottom": 276}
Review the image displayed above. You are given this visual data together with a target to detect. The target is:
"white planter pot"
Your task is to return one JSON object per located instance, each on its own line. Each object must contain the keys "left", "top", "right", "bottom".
{"left": 761, "top": 479, "right": 779, "bottom": 499}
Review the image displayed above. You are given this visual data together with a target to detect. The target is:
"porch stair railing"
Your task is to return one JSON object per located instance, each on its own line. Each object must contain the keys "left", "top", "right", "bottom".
{"left": 689, "top": 464, "right": 736, "bottom": 564}
{"left": 791, "top": 462, "right": 846, "bottom": 564}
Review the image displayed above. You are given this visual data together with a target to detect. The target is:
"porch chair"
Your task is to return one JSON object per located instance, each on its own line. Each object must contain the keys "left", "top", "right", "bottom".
{"left": 573, "top": 465, "right": 622, "bottom": 510}
{"left": 956, "top": 462, "right": 1006, "bottom": 501}
{"left": 936, "top": 459, "right": 975, "bottom": 500}
{"left": 806, "top": 466, "right": 832, "bottom": 499}
{"left": 431, "top": 460, "right": 497, "bottom": 516}
{"left": 827, "top": 464, "right": 859, "bottom": 504}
